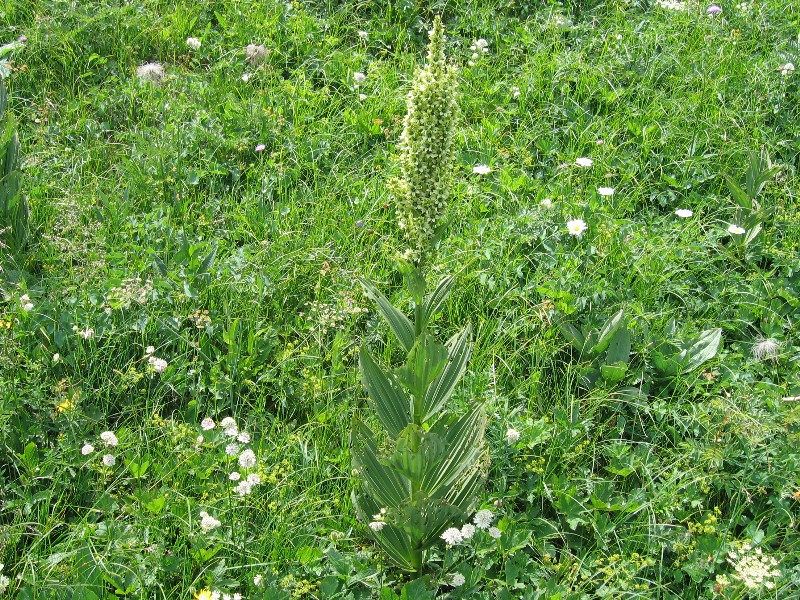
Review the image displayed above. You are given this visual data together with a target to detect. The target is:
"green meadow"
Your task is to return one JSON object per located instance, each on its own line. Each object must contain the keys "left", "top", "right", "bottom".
{"left": 0, "top": 0, "right": 799, "bottom": 598}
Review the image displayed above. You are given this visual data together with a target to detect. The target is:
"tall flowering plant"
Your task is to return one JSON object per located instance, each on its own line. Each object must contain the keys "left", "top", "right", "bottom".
{"left": 351, "top": 16, "right": 487, "bottom": 573}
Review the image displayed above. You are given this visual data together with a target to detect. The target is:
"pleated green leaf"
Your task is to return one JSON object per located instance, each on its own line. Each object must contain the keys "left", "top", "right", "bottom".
{"left": 360, "top": 278, "right": 415, "bottom": 352}
{"left": 422, "top": 325, "right": 472, "bottom": 422}
{"left": 359, "top": 347, "right": 412, "bottom": 438}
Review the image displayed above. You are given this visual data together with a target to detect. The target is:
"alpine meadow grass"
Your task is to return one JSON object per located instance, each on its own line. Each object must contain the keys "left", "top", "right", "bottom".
{"left": 1, "top": 0, "right": 799, "bottom": 598}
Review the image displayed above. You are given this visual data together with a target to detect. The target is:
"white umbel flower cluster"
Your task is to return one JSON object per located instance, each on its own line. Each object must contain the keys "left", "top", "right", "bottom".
{"left": 394, "top": 15, "right": 458, "bottom": 263}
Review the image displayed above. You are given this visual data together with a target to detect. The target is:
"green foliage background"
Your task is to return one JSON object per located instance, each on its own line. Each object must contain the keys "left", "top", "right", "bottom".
{"left": 0, "top": 0, "right": 798, "bottom": 597}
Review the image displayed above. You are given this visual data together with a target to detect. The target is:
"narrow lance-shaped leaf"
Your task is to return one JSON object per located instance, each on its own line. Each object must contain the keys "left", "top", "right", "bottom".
{"left": 591, "top": 309, "right": 625, "bottom": 356}
{"left": 680, "top": 328, "right": 722, "bottom": 373}
{"left": 421, "top": 274, "right": 456, "bottom": 329}
{"left": 360, "top": 278, "right": 415, "bottom": 352}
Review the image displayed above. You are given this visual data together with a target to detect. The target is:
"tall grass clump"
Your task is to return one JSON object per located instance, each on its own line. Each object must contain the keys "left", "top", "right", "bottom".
{"left": 0, "top": 78, "right": 28, "bottom": 268}
{"left": 350, "top": 16, "right": 488, "bottom": 575}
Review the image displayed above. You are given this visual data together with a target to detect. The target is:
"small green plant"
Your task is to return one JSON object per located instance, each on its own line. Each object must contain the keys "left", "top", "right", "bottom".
{"left": 0, "top": 78, "right": 28, "bottom": 266}
{"left": 558, "top": 308, "right": 631, "bottom": 389}
{"left": 350, "top": 16, "right": 487, "bottom": 574}
{"left": 724, "top": 149, "right": 779, "bottom": 250}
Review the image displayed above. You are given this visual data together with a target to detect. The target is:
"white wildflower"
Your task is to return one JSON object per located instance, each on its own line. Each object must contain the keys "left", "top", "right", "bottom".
{"left": 488, "top": 526, "right": 502, "bottom": 539}
{"left": 474, "top": 509, "right": 494, "bottom": 529}
{"left": 52, "top": 353, "right": 60, "bottom": 363}
{"left": 100, "top": 431, "right": 118, "bottom": 447}
{"left": 237, "top": 431, "right": 250, "bottom": 443}
{"left": 727, "top": 224, "right": 746, "bottom": 235}
{"left": 358, "top": 31, "right": 368, "bottom": 40}
{"left": 506, "top": 428, "right": 521, "bottom": 444}
{"left": 247, "top": 473, "right": 261, "bottom": 485}
{"left": 102, "top": 454, "right": 116, "bottom": 467}
{"left": 369, "top": 521, "right": 386, "bottom": 532}
{"left": 186, "top": 37, "right": 201, "bottom": 50}
{"left": 441, "top": 527, "right": 463, "bottom": 545}
{"left": 201, "top": 417, "right": 215, "bottom": 430}
{"left": 675, "top": 209, "right": 693, "bottom": 218}
{"left": 751, "top": 338, "right": 780, "bottom": 362}
{"left": 567, "top": 218, "right": 588, "bottom": 236}
{"left": 241, "top": 72, "right": 250, "bottom": 82}
{"left": 246, "top": 43, "right": 268, "bottom": 66}
{"left": 253, "top": 574, "right": 263, "bottom": 586}
{"left": 78, "top": 327, "right": 95, "bottom": 340}
{"left": 727, "top": 543, "right": 781, "bottom": 590}
{"left": 148, "top": 356, "right": 168, "bottom": 373}
{"left": 353, "top": 71, "right": 366, "bottom": 84}
{"left": 199, "top": 511, "right": 221, "bottom": 532}
{"left": 473, "top": 164, "right": 491, "bottom": 174}
{"left": 450, "top": 573, "right": 466, "bottom": 587}
{"left": 460, "top": 523, "right": 476, "bottom": 539}
{"left": 145, "top": 345, "right": 155, "bottom": 355}
{"left": 229, "top": 471, "right": 241, "bottom": 481}
{"left": 540, "top": 198, "right": 553, "bottom": 208}
{"left": 238, "top": 449, "right": 257, "bottom": 469}
{"left": 597, "top": 186, "right": 615, "bottom": 196}
{"left": 780, "top": 62, "right": 795, "bottom": 76}
{"left": 575, "top": 157, "right": 593, "bottom": 167}
{"left": 81, "top": 443, "right": 94, "bottom": 455}
{"left": 225, "top": 443, "right": 239, "bottom": 456}
{"left": 136, "top": 62, "right": 165, "bottom": 84}
{"left": 234, "top": 480, "right": 253, "bottom": 496}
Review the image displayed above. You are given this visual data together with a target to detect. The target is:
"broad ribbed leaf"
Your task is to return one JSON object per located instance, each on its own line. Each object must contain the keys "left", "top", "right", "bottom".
{"left": 606, "top": 327, "right": 631, "bottom": 365}
{"left": 423, "top": 406, "right": 485, "bottom": 495}
{"left": 351, "top": 419, "right": 410, "bottom": 508}
{"left": 360, "top": 279, "right": 415, "bottom": 352}
{"left": 396, "top": 333, "right": 448, "bottom": 420}
{"left": 681, "top": 328, "right": 722, "bottom": 373}
{"left": 372, "top": 524, "right": 417, "bottom": 571}
{"left": 422, "top": 325, "right": 472, "bottom": 422}
{"left": 591, "top": 309, "right": 625, "bottom": 356}
{"left": 558, "top": 321, "right": 585, "bottom": 352}
{"left": 421, "top": 274, "right": 456, "bottom": 328}
{"left": 360, "top": 347, "right": 412, "bottom": 438}
{"left": 442, "top": 467, "right": 485, "bottom": 514}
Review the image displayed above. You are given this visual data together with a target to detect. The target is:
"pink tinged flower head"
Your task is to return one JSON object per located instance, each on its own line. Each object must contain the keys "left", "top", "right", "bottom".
{"left": 201, "top": 417, "right": 215, "bottom": 430}
{"left": 255, "top": 144, "right": 266, "bottom": 152}
{"left": 102, "top": 454, "right": 116, "bottom": 467}
{"left": 235, "top": 480, "right": 253, "bottom": 496}
{"left": 100, "top": 431, "right": 118, "bottom": 447}
{"left": 229, "top": 471, "right": 241, "bottom": 481}
{"left": 199, "top": 511, "right": 221, "bottom": 531}
{"left": 707, "top": 4, "right": 722, "bottom": 14}
{"left": 460, "top": 523, "right": 476, "bottom": 539}
{"left": 238, "top": 449, "right": 257, "bottom": 469}
{"left": 225, "top": 443, "right": 239, "bottom": 456}
{"left": 81, "top": 443, "right": 94, "bottom": 455}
